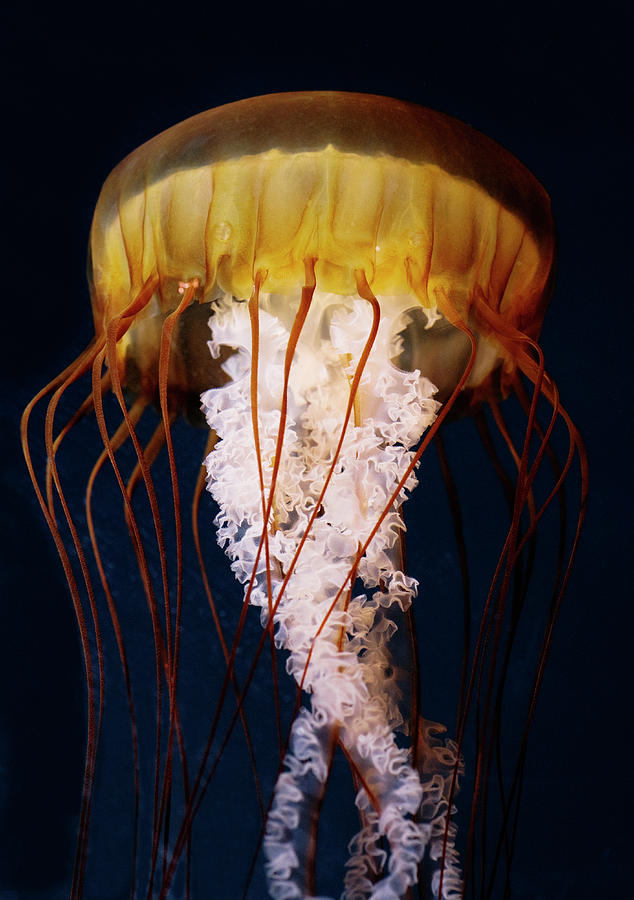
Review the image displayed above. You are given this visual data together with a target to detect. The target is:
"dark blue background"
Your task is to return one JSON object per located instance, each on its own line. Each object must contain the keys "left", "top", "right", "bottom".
{"left": 2, "top": 2, "right": 632, "bottom": 898}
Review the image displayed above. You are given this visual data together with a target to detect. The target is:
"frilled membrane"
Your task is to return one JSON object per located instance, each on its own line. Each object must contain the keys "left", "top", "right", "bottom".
{"left": 201, "top": 289, "right": 462, "bottom": 898}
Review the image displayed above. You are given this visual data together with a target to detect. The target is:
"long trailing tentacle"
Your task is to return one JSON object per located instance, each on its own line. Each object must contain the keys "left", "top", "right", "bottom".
{"left": 21, "top": 336, "right": 106, "bottom": 900}
{"left": 191, "top": 431, "right": 267, "bottom": 823}
{"left": 86, "top": 277, "right": 200, "bottom": 898}
{"left": 85, "top": 393, "right": 146, "bottom": 900}
{"left": 157, "top": 265, "right": 319, "bottom": 897}
{"left": 439, "top": 292, "right": 588, "bottom": 897}
{"left": 151, "top": 279, "right": 197, "bottom": 893}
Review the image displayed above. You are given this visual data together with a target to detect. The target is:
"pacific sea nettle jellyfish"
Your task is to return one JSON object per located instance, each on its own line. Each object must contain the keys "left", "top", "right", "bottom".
{"left": 22, "top": 92, "right": 587, "bottom": 900}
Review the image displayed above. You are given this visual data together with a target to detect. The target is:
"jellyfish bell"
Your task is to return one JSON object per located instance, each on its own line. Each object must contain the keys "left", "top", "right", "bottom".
{"left": 89, "top": 92, "right": 554, "bottom": 405}
{"left": 22, "top": 92, "right": 586, "bottom": 899}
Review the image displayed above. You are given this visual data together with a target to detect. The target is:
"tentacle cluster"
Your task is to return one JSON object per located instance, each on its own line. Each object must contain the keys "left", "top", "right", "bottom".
{"left": 201, "top": 289, "right": 461, "bottom": 898}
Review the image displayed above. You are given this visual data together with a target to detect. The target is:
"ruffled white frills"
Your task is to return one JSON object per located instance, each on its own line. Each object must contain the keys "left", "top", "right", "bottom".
{"left": 201, "top": 290, "right": 460, "bottom": 899}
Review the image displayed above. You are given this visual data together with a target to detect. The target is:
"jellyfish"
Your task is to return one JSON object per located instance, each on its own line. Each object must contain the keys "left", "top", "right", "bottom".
{"left": 21, "top": 92, "right": 587, "bottom": 899}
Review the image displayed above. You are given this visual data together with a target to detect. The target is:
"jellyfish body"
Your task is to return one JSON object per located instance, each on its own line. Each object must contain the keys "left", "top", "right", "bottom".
{"left": 22, "top": 93, "right": 586, "bottom": 899}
